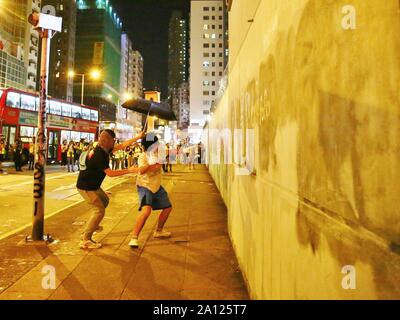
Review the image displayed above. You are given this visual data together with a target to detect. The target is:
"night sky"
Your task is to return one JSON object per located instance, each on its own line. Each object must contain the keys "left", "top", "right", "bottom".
{"left": 113, "top": 0, "right": 190, "bottom": 100}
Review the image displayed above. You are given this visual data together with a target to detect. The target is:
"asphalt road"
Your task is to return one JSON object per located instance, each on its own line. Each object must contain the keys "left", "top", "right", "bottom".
{"left": 0, "top": 167, "right": 131, "bottom": 241}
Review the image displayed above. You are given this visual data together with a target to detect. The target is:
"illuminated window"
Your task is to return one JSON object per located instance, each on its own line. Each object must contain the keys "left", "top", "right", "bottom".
{"left": 50, "top": 100, "right": 62, "bottom": 115}
{"left": 20, "top": 94, "right": 36, "bottom": 111}
{"left": 81, "top": 108, "right": 91, "bottom": 120}
{"left": 62, "top": 103, "right": 72, "bottom": 117}
{"left": 6, "top": 91, "right": 21, "bottom": 108}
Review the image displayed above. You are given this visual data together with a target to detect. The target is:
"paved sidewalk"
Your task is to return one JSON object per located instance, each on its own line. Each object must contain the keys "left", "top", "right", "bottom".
{"left": 0, "top": 165, "right": 249, "bottom": 300}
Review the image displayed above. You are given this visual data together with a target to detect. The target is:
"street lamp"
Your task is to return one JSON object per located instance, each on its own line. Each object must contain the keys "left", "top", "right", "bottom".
{"left": 123, "top": 92, "right": 133, "bottom": 101}
{"left": 68, "top": 68, "right": 101, "bottom": 105}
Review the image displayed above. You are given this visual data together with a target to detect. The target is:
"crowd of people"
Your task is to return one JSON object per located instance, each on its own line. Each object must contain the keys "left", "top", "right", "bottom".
{"left": 0, "top": 137, "right": 36, "bottom": 173}
{"left": 0, "top": 135, "right": 205, "bottom": 175}
{"left": 60, "top": 140, "right": 93, "bottom": 173}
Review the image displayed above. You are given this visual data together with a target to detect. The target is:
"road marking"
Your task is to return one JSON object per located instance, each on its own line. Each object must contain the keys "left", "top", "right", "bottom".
{"left": 52, "top": 183, "right": 77, "bottom": 192}
{"left": 4, "top": 172, "right": 78, "bottom": 190}
{"left": 0, "top": 176, "right": 130, "bottom": 242}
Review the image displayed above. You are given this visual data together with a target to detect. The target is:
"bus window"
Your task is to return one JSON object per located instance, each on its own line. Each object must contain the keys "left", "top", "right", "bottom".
{"left": 20, "top": 126, "right": 35, "bottom": 137}
{"left": 90, "top": 110, "right": 99, "bottom": 122}
{"left": 35, "top": 97, "right": 49, "bottom": 112}
{"left": 0, "top": 89, "right": 3, "bottom": 99}
{"left": 6, "top": 91, "right": 21, "bottom": 108}
{"left": 50, "top": 100, "right": 62, "bottom": 115}
{"left": 80, "top": 132, "right": 89, "bottom": 141}
{"left": 71, "top": 131, "right": 80, "bottom": 142}
{"left": 61, "top": 103, "right": 72, "bottom": 117}
{"left": 72, "top": 105, "right": 82, "bottom": 119}
{"left": 61, "top": 130, "right": 71, "bottom": 142}
{"left": 20, "top": 94, "right": 36, "bottom": 111}
{"left": 81, "top": 107, "right": 91, "bottom": 120}
{"left": 35, "top": 97, "right": 40, "bottom": 111}
{"left": 89, "top": 133, "right": 95, "bottom": 142}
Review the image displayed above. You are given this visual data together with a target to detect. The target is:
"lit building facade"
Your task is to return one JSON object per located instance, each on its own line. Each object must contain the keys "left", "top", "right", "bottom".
{"left": 177, "top": 82, "right": 189, "bottom": 129}
{"left": 0, "top": 0, "right": 41, "bottom": 91}
{"left": 117, "top": 33, "right": 143, "bottom": 140}
{"left": 189, "top": 0, "right": 226, "bottom": 130}
{"left": 41, "top": 0, "right": 77, "bottom": 101}
{"left": 132, "top": 50, "right": 143, "bottom": 100}
{"left": 75, "top": 0, "right": 122, "bottom": 127}
{"left": 168, "top": 11, "right": 187, "bottom": 129}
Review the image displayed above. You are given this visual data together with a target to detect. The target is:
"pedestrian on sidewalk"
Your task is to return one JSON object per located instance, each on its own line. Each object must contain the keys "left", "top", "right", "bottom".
{"left": 67, "top": 141, "right": 75, "bottom": 172}
{"left": 28, "top": 138, "right": 35, "bottom": 170}
{"left": 61, "top": 140, "right": 68, "bottom": 167}
{"left": 162, "top": 143, "right": 172, "bottom": 173}
{"left": 77, "top": 129, "right": 145, "bottom": 249}
{"left": 197, "top": 142, "right": 203, "bottom": 164}
{"left": 13, "top": 139, "right": 23, "bottom": 172}
{"left": 128, "top": 133, "right": 173, "bottom": 248}
{"left": 0, "top": 137, "right": 5, "bottom": 173}
{"left": 74, "top": 141, "right": 82, "bottom": 171}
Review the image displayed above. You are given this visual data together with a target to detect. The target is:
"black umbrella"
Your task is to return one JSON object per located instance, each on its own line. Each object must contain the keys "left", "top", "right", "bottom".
{"left": 122, "top": 98, "right": 177, "bottom": 121}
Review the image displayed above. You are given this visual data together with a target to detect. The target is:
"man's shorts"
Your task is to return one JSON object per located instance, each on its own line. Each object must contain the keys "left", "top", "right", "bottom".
{"left": 137, "top": 185, "right": 172, "bottom": 211}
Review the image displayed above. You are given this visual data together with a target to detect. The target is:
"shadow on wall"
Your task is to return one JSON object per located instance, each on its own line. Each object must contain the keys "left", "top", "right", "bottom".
{"left": 293, "top": 0, "right": 400, "bottom": 298}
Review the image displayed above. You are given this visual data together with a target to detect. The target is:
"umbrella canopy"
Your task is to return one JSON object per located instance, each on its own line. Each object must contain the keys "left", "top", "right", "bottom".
{"left": 122, "top": 98, "right": 177, "bottom": 121}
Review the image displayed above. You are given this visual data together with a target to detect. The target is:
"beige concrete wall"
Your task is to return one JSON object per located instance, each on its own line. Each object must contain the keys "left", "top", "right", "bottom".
{"left": 205, "top": 0, "right": 400, "bottom": 299}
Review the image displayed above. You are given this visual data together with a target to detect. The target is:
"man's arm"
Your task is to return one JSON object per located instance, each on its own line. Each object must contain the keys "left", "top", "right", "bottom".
{"left": 129, "top": 163, "right": 161, "bottom": 175}
{"left": 112, "top": 132, "right": 145, "bottom": 153}
{"left": 104, "top": 168, "right": 130, "bottom": 177}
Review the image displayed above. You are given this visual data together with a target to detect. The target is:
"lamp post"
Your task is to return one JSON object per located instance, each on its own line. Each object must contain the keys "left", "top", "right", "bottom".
{"left": 27, "top": 10, "right": 62, "bottom": 243}
{"left": 108, "top": 92, "right": 132, "bottom": 119}
{"left": 68, "top": 69, "right": 101, "bottom": 105}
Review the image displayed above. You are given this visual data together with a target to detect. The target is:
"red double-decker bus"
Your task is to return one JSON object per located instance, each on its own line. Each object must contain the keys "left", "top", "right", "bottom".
{"left": 0, "top": 88, "right": 99, "bottom": 162}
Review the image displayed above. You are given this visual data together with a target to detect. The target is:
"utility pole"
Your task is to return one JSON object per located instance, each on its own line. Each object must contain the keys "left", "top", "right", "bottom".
{"left": 27, "top": 11, "right": 62, "bottom": 243}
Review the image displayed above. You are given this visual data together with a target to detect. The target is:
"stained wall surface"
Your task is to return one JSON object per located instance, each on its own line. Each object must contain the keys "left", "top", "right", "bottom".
{"left": 205, "top": 0, "right": 400, "bottom": 299}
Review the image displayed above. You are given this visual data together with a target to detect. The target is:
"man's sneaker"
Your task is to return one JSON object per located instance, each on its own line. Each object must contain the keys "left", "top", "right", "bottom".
{"left": 153, "top": 230, "right": 172, "bottom": 238}
{"left": 79, "top": 239, "right": 102, "bottom": 249}
{"left": 128, "top": 238, "right": 139, "bottom": 248}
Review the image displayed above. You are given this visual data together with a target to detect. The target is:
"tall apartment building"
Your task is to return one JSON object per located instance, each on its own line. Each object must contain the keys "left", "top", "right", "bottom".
{"left": 118, "top": 33, "right": 143, "bottom": 140}
{"left": 189, "top": 0, "right": 226, "bottom": 129}
{"left": 178, "top": 82, "right": 190, "bottom": 129}
{"left": 40, "top": 0, "right": 77, "bottom": 101}
{"left": 75, "top": 0, "right": 122, "bottom": 125}
{"left": 75, "top": 0, "right": 122, "bottom": 104}
{"left": 131, "top": 50, "right": 143, "bottom": 100}
{"left": 168, "top": 11, "right": 188, "bottom": 128}
{"left": 0, "top": 0, "right": 40, "bottom": 91}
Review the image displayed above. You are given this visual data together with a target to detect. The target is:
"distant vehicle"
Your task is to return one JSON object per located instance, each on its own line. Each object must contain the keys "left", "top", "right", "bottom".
{"left": 0, "top": 88, "right": 99, "bottom": 163}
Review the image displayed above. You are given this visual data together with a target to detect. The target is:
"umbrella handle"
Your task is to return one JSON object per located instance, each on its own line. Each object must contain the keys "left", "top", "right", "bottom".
{"left": 143, "top": 105, "right": 152, "bottom": 132}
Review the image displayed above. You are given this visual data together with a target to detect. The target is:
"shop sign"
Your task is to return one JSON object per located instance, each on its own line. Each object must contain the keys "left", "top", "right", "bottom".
{"left": 48, "top": 115, "right": 72, "bottom": 129}
{"left": 19, "top": 111, "right": 38, "bottom": 126}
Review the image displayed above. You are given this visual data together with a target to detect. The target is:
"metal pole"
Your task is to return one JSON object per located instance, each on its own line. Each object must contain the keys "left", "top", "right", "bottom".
{"left": 81, "top": 74, "right": 85, "bottom": 105}
{"left": 32, "top": 29, "right": 51, "bottom": 241}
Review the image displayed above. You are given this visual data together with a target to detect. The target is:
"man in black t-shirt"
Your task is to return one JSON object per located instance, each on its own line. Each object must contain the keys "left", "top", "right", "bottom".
{"left": 77, "top": 129, "right": 144, "bottom": 249}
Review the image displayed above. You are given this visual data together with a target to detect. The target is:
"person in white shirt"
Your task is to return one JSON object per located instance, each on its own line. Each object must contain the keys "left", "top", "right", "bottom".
{"left": 128, "top": 133, "right": 173, "bottom": 248}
